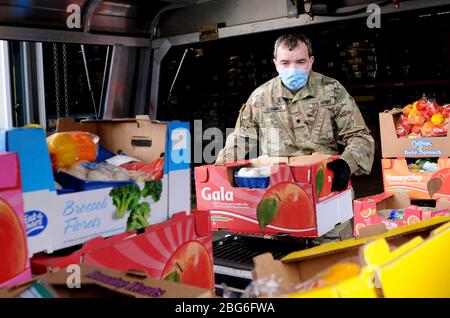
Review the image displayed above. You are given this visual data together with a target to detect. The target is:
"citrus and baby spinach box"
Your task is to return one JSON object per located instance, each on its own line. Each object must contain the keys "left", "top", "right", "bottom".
{"left": 195, "top": 154, "right": 353, "bottom": 238}
{"left": 379, "top": 109, "right": 450, "bottom": 158}
{"left": 0, "top": 117, "right": 191, "bottom": 256}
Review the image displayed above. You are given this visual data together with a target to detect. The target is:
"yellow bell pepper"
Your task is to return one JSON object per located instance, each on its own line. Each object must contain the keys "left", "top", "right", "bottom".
{"left": 47, "top": 133, "right": 78, "bottom": 167}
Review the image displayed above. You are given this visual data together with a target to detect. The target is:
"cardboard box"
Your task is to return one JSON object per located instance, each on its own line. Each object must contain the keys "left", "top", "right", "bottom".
{"left": 353, "top": 191, "right": 450, "bottom": 236}
{"left": 252, "top": 216, "right": 450, "bottom": 298}
{"left": 382, "top": 158, "right": 450, "bottom": 200}
{"left": 0, "top": 152, "right": 32, "bottom": 287}
{"left": 0, "top": 264, "right": 212, "bottom": 298}
{"left": 379, "top": 109, "right": 450, "bottom": 158}
{"left": 0, "top": 128, "right": 55, "bottom": 193}
{"left": 0, "top": 118, "right": 191, "bottom": 256}
{"left": 195, "top": 154, "right": 353, "bottom": 237}
{"left": 31, "top": 211, "right": 215, "bottom": 291}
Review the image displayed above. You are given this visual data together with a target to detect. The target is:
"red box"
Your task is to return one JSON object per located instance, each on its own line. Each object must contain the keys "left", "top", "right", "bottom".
{"left": 195, "top": 155, "right": 353, "bottom": 238}
{"left": 0, "top": 152, "right": 31, "bottom": 287}
{"left": 31, "top": 211, "right": 214, "bottom": 290}
{"left": 353, "top": 192, "right": 450, "bottom": 236}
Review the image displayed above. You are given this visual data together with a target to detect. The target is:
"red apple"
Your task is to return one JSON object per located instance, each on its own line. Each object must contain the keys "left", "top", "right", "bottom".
{"left": 257, "top": 182, "right": 315, "bottom": 231}
{"left": 0, "top": 199, "right": 27, "bottom": 283}
{"left": 161, "top": 241, "right": 213, "bottom": 290}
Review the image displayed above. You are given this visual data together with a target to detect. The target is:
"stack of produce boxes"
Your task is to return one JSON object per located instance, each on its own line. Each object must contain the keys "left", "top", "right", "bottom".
{"left": 380, "top": 97, "right": 450, "bottom": 200}
{"left": 353, "top": 97, "right": 450, "bottom": 236}
{"left": 0, "top": 118, "right": 216, "bottom": 291}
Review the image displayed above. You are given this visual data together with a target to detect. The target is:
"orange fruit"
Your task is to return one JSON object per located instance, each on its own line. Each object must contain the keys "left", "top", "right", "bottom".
{"left": 431, "top": 113, "right": 444, "bottom": 125}
{"left": 320, "top": 263, "right": 361, "bottom": 285}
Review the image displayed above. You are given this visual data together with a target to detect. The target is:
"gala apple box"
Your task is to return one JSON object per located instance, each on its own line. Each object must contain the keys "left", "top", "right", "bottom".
{"left": 194, "top": 154, "right": 353, "bottom": 238}
{"left": 30, "top": 210, "right": 215, "bottom": 291}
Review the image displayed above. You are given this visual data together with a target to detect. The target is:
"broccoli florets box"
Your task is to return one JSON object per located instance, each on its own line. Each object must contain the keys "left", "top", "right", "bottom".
{"left": 0, "top": 117, "right": 190, "bottom": 256}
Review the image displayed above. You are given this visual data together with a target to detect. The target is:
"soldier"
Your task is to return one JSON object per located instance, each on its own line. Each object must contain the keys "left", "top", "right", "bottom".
{"left": 216, "top": 33, "right": 374, "bottom": 193}
{"left": 216, "top": 34, "right": 374, "bottom": 240}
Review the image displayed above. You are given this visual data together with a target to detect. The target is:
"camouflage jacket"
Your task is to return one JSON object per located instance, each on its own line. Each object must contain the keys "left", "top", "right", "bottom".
{"left": 216, "top": 71, "right": 375, "bottom": 176}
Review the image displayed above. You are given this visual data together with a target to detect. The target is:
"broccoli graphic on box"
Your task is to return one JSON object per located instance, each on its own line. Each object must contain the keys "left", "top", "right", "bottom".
{"left": 109, "top": 180, "right": 163, "bottom": 231}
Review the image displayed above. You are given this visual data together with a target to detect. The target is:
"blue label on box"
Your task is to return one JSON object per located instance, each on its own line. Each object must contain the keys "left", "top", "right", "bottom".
{"left": 0, "top": 128, "right": 55, "bottom": 193}
{"left": 25, "top": 210, "right": 48, "bottom": 237}
{"left": 403, "top": 139, "right": 443, "bottom": 156}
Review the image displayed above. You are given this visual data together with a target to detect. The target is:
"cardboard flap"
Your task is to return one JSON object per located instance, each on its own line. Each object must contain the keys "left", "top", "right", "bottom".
{"left": 0, "top": 153, "right": 20, "bottom": 190}
{"left": 290, "top": 165, "right": 310, "bottom": 184}
{"left": 34, "top": 264, "right": 212, "bottom": 298}
{"left": 288, "top": 153, "right": 334, "bottom": 166}
{"left": 383, "top": 109, "right": 402, "bottom": 115}
{"left": 56, "top": 118, "right": 99, "bottom": 134}
{"left": 376, "top": 192, "right": 411, "bottom": 211}
{"left": 192, "top": 210, "right": 212, "bottom": 238}
{"left": 250, "top": 156, "right": 288, "bottom": 167}
{"left": 358, "top": 223, "right": 387, "bottom": 239}
{"left": 171, "top": 211, "right": 188, "bottom": 220}
{"left": 282, "top": 217, "right": 450, "bottom": 263}
{"left": 83, "top": 232, "right": 137, "bottom": 250}
{"left": 57, "top": 117, "right": 167, "bottom": 162}
{"left": 253, "top": 253, "right": 301, "bottom": 286}
{"left": 135, "top": 115, "right": 151, "bottom": 121}
{"left": 194, "top": 166, "right": 209, "bottom": 183}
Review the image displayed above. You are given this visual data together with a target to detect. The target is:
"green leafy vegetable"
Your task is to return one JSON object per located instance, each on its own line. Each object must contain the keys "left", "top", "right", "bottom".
{"left": 126, "top": 202, "right": 151, "bottom": 231}
{"left": 109, "top": 183, "right": 141, "bottom": 218}
{"left": 142, "top": 180, "right": 163, "bottom": 202}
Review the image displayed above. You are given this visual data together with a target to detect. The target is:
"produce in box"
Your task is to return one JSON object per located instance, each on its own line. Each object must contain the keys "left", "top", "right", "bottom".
{"left": 395, "top": 96, "right": 449, "bottom": 138}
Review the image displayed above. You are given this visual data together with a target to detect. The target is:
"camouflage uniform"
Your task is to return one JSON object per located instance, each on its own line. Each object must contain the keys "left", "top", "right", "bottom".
{"left": 216, "top": 71, "right": 374, "bottom": 176}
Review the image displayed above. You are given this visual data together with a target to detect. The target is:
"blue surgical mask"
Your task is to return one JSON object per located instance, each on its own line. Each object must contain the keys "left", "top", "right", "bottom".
{"left": 278, "top": 68, "right": 309, "bottom": 91}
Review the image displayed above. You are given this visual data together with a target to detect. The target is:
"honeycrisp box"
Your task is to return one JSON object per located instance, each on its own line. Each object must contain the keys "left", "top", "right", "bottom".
{"left": 382, "top": 158, "right": 450, "bottom": 200}
{"left": 0, "top": 117, "right": 191, "bottom": 256}
{"left": 195, "top": 154, "right": 353, "bottom": 237}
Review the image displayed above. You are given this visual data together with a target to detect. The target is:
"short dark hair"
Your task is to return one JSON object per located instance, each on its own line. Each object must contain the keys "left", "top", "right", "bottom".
{"left": 273, "top": 34, "right": 313, "bottom": 58}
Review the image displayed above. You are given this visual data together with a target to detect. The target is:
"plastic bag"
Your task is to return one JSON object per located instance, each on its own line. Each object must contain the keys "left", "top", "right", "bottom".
{"left": 47, "top": 131, "right": 99, "bottom": 169}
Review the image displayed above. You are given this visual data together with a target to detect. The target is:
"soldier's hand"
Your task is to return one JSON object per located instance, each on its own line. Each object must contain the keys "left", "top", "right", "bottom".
{"left": 327, "top": 159, "right": 351, "bottom": 192}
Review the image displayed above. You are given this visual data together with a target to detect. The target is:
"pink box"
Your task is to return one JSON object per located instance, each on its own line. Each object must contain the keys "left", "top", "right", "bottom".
{"left": 0, "top": 152, "right": 31, "bottom": 287}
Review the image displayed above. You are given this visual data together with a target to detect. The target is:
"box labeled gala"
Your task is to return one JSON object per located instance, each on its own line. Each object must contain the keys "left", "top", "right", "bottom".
{"left": 195, "top": 154, "right": 353, "bottom": 237}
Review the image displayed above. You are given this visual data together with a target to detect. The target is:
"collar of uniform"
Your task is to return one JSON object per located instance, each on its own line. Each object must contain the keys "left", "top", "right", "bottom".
{"left": 293, "top": 71, "right": 319, "bottom": 101}
{"left": 273, "top": 76, "right": 294, "bottom": 100}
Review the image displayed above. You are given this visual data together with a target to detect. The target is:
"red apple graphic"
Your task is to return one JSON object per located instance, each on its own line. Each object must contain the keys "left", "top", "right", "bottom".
{"left": 427, "top": 168, "right": 450, "bottom": 198}
{"left": 257, "top": 182, "right": 315, "bottom": 231}
{"left": 0, "top": 199, "right": 27, "bottom": 283}
{"left": 161, "top": 241, "right": 213, "bottom": 290}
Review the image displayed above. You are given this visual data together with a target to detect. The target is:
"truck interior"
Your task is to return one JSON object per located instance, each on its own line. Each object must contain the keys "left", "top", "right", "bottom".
{"left": 1, "top": 0, "right": 449, "bottom": 295}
